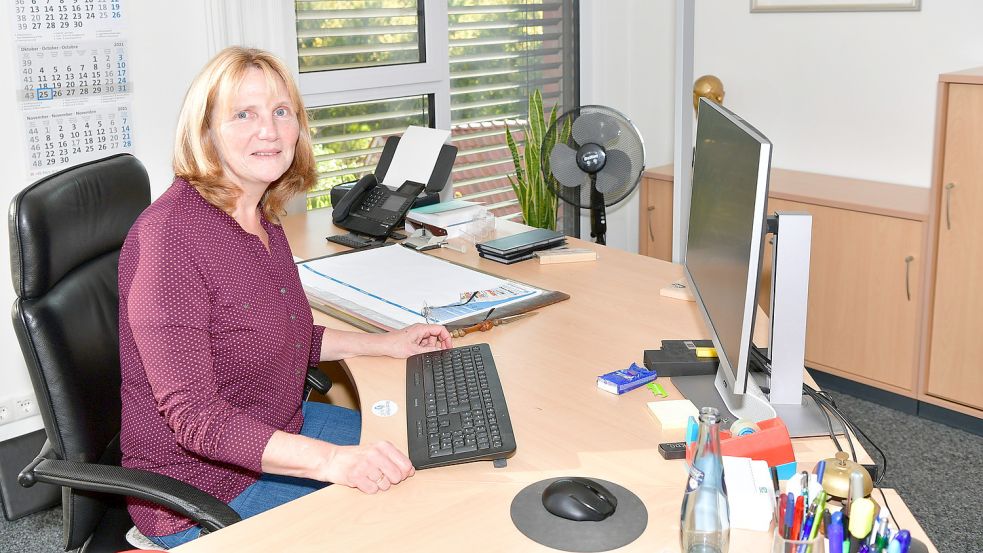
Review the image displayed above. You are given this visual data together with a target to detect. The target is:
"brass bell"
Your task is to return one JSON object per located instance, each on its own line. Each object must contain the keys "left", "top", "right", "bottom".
{"left": 820, "top": 451, "right": 873, "bottom": 499}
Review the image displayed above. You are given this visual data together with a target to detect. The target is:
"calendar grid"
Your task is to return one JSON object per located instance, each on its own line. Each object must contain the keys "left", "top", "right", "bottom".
{"left": 9, "top": 0, "right": 133, "bottom": 179}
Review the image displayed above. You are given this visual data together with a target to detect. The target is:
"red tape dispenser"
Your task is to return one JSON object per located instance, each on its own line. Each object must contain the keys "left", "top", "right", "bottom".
{"left": 685, "top": 417, "right": 797, "bottom": 479}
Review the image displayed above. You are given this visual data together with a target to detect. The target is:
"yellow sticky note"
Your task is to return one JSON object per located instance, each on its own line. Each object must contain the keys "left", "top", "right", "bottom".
{"left": 695, "top": 347, "right": 717, "bottom": 358}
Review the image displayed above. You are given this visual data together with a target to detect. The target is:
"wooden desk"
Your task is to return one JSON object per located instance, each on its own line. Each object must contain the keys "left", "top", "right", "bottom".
{"left": 176, "top": 209, "right": 935, "bottom": 552}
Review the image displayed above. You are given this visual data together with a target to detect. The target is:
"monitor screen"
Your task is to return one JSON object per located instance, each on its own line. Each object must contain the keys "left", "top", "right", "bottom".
{"left": 684, "top": 98, "right": 772, "bottom": 396}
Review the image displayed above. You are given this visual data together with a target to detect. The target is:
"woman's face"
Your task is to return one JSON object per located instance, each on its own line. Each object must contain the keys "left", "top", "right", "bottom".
{"left": 213, "top": 67, "right": 300, "bottom": 193}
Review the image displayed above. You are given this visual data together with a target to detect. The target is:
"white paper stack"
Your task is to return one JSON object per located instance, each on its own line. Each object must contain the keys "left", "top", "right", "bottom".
{"left": 721, "top": 456, "right": 776, "bottom": 532}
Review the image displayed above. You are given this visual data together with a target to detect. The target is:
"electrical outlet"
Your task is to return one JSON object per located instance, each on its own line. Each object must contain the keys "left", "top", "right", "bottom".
{"left": 13, "top": 395, "right": 38, "bottom": 420}
{"left": 0, "top": 399, "right": 15, "bottom": 425}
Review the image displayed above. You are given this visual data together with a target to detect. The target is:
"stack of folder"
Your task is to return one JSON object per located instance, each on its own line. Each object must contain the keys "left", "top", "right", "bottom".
{"left": 476, "top": 228, "right": 566, "bottom": 264}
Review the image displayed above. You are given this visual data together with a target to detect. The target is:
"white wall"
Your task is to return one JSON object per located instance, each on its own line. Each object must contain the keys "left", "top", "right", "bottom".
{"left": 693, "top": 0, "right": 983, "bottom": 187}
{"left": 0, "top": 2, "right": 211, "bottom": 440}
{"left": 579, "top": 0, "right": 677, "bottom": 252}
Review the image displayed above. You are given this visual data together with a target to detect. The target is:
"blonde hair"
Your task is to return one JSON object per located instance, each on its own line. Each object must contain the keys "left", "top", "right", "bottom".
{"left": 173, "top": 47, "right": 315, "bottom": 221}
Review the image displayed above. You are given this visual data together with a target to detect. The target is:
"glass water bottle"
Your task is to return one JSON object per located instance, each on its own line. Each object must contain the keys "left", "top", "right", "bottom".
{"left": 680, "top": 406, "right": 730, "bottom": 553}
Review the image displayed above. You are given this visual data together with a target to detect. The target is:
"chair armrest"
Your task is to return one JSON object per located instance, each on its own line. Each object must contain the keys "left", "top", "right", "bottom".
{"left": 306, "top": 366, "right": 333, "bottom": 396}
{"left": 19, "top": 446, "right": 240, "bottom": 533}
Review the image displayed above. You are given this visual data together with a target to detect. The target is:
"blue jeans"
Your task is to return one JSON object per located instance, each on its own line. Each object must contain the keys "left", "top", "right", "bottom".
{"left": 149, "top": 402, "right": 361, "bottom": 549}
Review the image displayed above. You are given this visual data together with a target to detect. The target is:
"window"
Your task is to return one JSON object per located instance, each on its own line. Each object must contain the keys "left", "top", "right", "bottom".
{"left": 296, "top": 1, "right": 425, "bottom": 72}
{"left": 295, "top": 0, "right": 578, "bottom": 226}
{"left": 306, "top": 95, "right": 432, "bottom": 210}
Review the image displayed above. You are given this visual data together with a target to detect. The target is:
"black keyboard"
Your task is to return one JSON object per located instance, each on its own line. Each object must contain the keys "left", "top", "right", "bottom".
{"left": 405, "top": 344, "right": 516, "bottom": 469}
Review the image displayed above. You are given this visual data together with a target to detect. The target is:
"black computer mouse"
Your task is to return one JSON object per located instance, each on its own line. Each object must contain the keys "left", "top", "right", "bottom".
{"left": 541, "top": 477, "right": 618, "bottom": 522}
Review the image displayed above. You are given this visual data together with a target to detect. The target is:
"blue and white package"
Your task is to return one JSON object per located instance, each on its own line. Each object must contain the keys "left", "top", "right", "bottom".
{"left": 596, "top": 362, "right": 658, "bottom": 395}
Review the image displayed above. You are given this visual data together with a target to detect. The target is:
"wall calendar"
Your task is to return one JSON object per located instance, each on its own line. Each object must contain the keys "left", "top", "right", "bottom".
{"left": 9, "top": 0, "right": 132, "bottom": 179}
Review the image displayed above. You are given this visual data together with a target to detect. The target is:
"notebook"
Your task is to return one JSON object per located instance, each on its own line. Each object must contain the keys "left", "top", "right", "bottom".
{"left": 476, "top": 228, "right": 566, "bottom": 256}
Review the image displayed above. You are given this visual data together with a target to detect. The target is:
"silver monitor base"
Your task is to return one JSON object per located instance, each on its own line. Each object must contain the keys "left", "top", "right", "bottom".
{"left": 670, "top": 373, "right": 843, "bottom": 438}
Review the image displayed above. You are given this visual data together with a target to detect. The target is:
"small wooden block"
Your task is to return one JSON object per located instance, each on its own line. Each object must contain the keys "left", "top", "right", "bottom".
{"left": 659, "top": 279, "right": 695, "bottom": 301}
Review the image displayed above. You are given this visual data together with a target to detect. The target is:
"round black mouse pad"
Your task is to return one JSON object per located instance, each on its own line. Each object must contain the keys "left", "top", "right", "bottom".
{"left": 510, "top": 477, "right": 647, "bottom": 552}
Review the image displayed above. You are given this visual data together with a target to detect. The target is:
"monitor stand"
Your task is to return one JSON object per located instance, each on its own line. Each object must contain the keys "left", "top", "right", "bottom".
{"left": 670, "top": 373, "right": 843, "bottom": 438}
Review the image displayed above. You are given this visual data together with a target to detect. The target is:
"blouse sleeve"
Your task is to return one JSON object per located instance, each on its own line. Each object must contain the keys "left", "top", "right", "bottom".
{"left": 124, "top": 221, "right": 277, "bottom": 473}
{"left": 309, "top": 325, "right": 326, "bottom": 367}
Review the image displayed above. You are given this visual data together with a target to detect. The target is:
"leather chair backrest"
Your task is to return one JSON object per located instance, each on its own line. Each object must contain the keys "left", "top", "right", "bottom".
{"left": 9, "top": 154, "right": 150, "bottom": 549}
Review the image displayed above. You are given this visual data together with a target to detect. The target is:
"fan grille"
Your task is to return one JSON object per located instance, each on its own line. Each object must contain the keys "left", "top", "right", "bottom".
{"left": 544, "top": 105, "right": 645, "bottom": 209}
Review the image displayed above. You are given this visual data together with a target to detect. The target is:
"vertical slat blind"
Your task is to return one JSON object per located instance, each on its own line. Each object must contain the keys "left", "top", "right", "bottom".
{"left": 297, "top": 0, "right": 577, "bottom": 222}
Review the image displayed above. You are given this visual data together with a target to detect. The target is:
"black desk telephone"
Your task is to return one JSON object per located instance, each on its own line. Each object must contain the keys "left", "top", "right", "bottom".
{"left": 331, "top": 174, "right": 426, "bottom": 240}
{"left": 327, "top": 133, "right": 457, "bottom": 249}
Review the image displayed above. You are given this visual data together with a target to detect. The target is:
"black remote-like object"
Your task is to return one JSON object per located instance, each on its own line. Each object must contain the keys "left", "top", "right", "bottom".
{"left": 659, "top": 441, "right": 687, "bottom": 460}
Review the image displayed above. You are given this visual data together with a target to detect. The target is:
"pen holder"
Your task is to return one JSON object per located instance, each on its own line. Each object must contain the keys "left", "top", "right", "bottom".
{"left": 771, "top": 527, "right": 825, "bottom": 553}
{"left": 461, "top": 209, "right": 495, "bottom": 243}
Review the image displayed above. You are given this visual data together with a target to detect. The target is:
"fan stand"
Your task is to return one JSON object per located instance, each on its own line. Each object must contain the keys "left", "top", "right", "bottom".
{"left": 589, "top": 174, "right": 607, "bottom": 245}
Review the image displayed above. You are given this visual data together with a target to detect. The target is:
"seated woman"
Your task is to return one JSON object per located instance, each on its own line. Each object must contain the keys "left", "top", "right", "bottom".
{"left": 118, "top": 46, "right": 452, "bottom": 548}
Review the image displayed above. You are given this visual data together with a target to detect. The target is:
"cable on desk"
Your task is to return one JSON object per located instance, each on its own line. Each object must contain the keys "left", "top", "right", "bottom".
{"left": 749, "top": 346, "right": 887, "bottom": 487}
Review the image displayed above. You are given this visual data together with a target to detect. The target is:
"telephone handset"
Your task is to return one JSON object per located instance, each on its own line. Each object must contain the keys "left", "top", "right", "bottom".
{"left": 331, "top": 173, "right": 426, "bottom": 239}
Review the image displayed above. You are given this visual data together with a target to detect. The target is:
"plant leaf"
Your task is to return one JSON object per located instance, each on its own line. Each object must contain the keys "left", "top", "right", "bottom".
{"left": 504, "top": 123, "right": 524, "bottom": 186}
{"left": 528, "top": 89, "right": 544, "bottom": 148}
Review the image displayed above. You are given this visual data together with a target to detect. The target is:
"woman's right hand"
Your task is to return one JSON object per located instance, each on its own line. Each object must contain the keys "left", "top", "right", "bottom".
{"left": 318, "top": 440, "right": 415, "bottom": 493}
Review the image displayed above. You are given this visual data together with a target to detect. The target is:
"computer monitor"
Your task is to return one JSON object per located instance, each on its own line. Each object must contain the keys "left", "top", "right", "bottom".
{"left": 682, "top": 98, "right": 776, "bottom": 422}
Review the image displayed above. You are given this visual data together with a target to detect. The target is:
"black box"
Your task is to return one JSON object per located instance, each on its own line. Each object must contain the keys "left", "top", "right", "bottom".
{"left": 643, "top": 339, "right": 719, "bottom": 377}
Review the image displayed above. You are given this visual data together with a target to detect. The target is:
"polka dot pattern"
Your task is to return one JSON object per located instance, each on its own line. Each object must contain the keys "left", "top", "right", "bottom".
{"left": 117, "top": 178, "right": 326, "bottom": 536}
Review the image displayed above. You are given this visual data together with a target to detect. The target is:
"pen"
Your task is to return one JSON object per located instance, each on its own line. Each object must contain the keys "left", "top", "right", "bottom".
{"left": 808, "top": 491, "right": 827, "bottom": 542}
{"left": 801, "top": 471, "right": 810, "bottom": 519}
{"left": 797, "top": 504, "right": 816, "bottom": 553}
{"left": 783, "top": 492, "right": 795, "bottom": 539}
{"left": 771, "top": 466, "right": 781, "bottom": 500}
{"left": 779, "top": 493, "right": 788, "bottom": 533}
{"left": 868, "top": 516, "right": 880, "bottom": 547}
{"left": 875, "top": 524, "right": 891, "bottom": 552}
{"left": 800, "top": 503, "right": 816, "bottom": 540}
{"left": 891, "top": 530, "right": 911, "bottom": 553}
{"left": 872, "top": 516, "right": 888, "bottom": 550}
{"left": 828, "top": 511, "right": 844, "bottom": 553}
{"left": 816, "top": 460, "right": 826, "bottom": 484}
{"left": 791, "top": 495, "right": 804, "bottom": 541}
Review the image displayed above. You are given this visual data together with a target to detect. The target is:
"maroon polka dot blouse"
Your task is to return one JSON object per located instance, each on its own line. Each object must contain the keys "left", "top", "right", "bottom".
{"left": 118, "top": 178, "right": 325, "bottom": 536}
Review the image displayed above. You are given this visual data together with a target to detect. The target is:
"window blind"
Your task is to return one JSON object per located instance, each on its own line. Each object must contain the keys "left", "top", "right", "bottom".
{"left": 447, "top": 0, "right": 574, "bottom": 220}
{"left": 296, "top": 0, "right": 424, "bottom": 73}
{"left": 297, "top": 0, "right": 577, "bottom": 225}
{"left": 305, "top": 95, "right": 431, "bottom": 211}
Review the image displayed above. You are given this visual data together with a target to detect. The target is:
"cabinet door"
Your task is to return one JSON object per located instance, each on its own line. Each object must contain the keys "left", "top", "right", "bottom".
{"left": 638, "top": 175, "right": 673, "bottom": 261}
{"left": 929, "top": 83, "right": 983, "bottom": 409}
{"left": 766, "top": 198, "right": 923, "bottom": 393}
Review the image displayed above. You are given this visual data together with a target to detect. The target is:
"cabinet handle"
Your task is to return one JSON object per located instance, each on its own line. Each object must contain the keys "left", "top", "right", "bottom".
{"left": 646, "top": 206, "right": 655, "bottom": 241}
{"left": 904, "top": 255, "right": 914, "bottom": 301}
{"left": 945, "top": 182, "right": 955, "bottom": 230}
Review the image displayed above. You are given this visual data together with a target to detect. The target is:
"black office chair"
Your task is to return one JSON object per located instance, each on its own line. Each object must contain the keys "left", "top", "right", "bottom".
{"left": 9, "top": 154, "right": 330, "bottom": 552}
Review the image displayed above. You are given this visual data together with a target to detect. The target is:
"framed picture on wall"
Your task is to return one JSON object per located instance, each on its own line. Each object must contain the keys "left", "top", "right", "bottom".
{"left": 750, "top": 0, "right": 920, "bottom": 12}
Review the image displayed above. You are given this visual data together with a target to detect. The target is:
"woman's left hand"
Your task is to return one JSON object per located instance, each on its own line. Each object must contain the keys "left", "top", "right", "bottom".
{"left": 382, "top": 323, "right": 453, "bottom": 358}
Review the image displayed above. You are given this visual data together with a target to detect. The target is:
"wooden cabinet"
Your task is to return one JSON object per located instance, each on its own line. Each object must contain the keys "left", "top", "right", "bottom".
{"left": 764, "top": 197, "right": 924, "bottom": 395}
{"left": 639, "top": 166, "right": 931, "bottom": 398}
{"left": 639, "top": 166, "right": 674, "bottom": 261}
{"left": 923, "top": 70, "right": 983, "bottom": 416}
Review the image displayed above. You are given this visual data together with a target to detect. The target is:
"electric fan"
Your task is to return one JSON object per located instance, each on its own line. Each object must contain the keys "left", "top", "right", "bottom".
{"left": 542, "top": 105, "right": 645, "bottom": 245}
